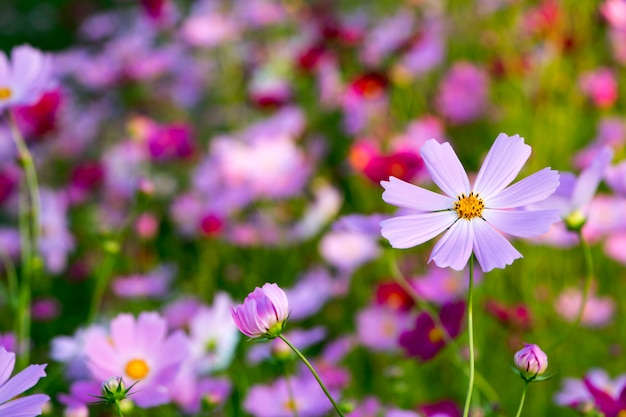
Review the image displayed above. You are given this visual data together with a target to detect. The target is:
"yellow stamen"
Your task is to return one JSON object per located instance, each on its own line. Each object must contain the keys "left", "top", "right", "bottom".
{"left": 283, "top": 399, "right": 298, "bottom": 412}
{"left": 617, "top": 410, "right": 626, "bottom": 417}
{"left": 428, "top": 327, "right": 443, "bottom": 343}
{"left": 125, "top": 358, "right": 150, "bottom": 380}
{"left": 0, "top": 87, "right": 12, "bottom": 100}
{"left": 454, "top": 192, "right": 485, "bottom": 220}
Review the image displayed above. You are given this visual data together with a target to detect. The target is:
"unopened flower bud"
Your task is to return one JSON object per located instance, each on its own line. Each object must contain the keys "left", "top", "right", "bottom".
{"left": 514, "top": 343, "right": 548, "bottom": 381}
{"left": 231, "top": 283, "right": 289, "bottom": 339}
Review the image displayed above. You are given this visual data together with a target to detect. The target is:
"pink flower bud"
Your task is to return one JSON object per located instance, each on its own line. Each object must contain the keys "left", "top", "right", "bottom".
{"left": 514, "top": 343, "right": 548, "bottom": 380}
{"left": 231, "top": 283, "right": 290, "bottom": 339}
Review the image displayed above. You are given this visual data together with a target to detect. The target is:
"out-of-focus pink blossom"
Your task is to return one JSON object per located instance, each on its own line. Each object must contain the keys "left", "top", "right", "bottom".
{"left": 554, "top": 287, "right": 616, "bottom": 328}
{"left": 0, "top": 45, "right": 52, "bottom": 112}
{"left": 436, "top": 62, "right": 489, "bottom": 124}
{"left": 579, "top": 68, "right": 618, "bottom": 109}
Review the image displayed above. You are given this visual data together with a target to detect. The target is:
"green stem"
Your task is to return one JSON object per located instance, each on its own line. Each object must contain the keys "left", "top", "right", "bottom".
{"left": 387, "top": 252, "right": 499, "bottom": 404}
{"left": 547, "top": 230, "right": 594, "bottom": 351}
{"left": 88, "top": 244, "right": 118, "bottom": 324}
{"left": 462, "top": 255, "right": 476, "bottom": 417}
{"left": 8, "top": 112, "right": 41, "bottom": 370}
{"left": 278, "top": 335, "right": 344, "bottom": 417}
{"left": 114, "top": 400, "right": 125, "bottom": 417}
{"left": 514, "top": 382, "right": 529, "bottom": 417}
{"left": 0, "top": 247, "right": 19, "bottom": 310}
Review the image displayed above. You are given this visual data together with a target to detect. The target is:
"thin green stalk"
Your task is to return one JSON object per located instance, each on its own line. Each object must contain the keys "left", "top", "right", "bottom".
{"left": 462, "top": 255, "right": 476, "bottom": 417}
{"left": 9, "top": 112, "right": 41, "bottom": 369}
{"left": 88, "top": 245, "right": 118, "bottom": 324}
{"left": 0, "top": 247, "right": 19, "bottom": 310}
{"left": 548, "top": 230, "right": 594, "bottom": 351}
{"left": 387, "top": 252, "right": 499, "bottom": 404}
{"left": 278, "top": 334, "right": 345, "bottom": 417}
{"left": 514, "top": 382, "right": 529, "bottom": 417}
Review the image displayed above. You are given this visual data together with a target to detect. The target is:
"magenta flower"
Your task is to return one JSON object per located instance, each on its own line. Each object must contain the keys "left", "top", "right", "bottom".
{"left": 0, "top": 347, "right": 49, "bottom": 416}
{"left": 231, "top": 283, "right": 290, "bottom": 339}
{"left": 0, "top": 45, "right": 52, "bottom": 112}
{"left": 514, "top": 343, "right": 548, "bottom": 380}
{"left": 380, "top": 133, "right": 560, "bottom": 272}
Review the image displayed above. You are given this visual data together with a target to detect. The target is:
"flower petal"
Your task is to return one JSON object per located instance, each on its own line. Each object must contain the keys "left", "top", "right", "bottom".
{"left": 487, "top": 168, "right": 560, "bottom": 209}
{"left": 420, "top": 139, "right": 470, "bottom": 198}
{"left": 0, "top": 348, "right": 15, "bottom": 387}
{"left": 381, "top": 177, "right": 453, "bottom": 212}
{"left": 483, "top": 209, "right": 561, "bottom": 238}
{"left": 0, "top": 394, "right": 50, "bottom": 417}
{"left": 570, "top": 146, "right": 613, "bottom": 211}
{"left": 471, "top": 219, "right": 522, "bottom": 272}
{"left": 428, "top": 219, "right": 473, "bottom": 271}
{"left": 473, "top": 133, "right": 531, "bottom": 200}
{"left": 0, "top": 364, "right": 46, "bottom": 405}
{"left": 380, "top": 212, "right": 457, "bottom": 249}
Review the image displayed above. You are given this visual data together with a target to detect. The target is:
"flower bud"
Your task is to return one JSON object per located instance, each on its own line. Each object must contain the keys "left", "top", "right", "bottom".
{"left": 514, "top": 343, "right": 548, "bottom": 381}
{"left": 231, "top": 283, "right": 289, "bottom": 339}
{"left": 100, "top": 376, "right": 127, "bottom": 402}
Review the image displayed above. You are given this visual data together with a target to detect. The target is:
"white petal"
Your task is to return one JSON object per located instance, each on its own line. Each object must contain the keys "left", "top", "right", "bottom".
{"left": 380, "top": 211, "right": 457, "bottom": 249}
{"left": 473, "top": 133, "right": 531, "bottom": 200}
{"left": 483, "top": 209, "right": 561, "bottom": 237}
{"left": 428, "top": 219, "right": 473, "bottom": 271}
{"left": 487, "top": 168, "right": 560, "bottom": 209}
{"left": 381, "top": 176, "right": 454, "bottom": 212}
{"left": 420, "top": 139, "right": 470, "bottom": 198}
{"left": 471, "top": 219, "right": 522, "bottom": 272}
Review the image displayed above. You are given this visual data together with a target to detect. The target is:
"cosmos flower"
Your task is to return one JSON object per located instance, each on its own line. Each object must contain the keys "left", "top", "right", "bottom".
{"left": 0, "top": 45, "right": 52, "bottom": 112}
{"left": 231, "top": 283, "right": 290, "bottom": 339}
{"left": 380, "top": 133, "right": 560, "bottom": 272}
{"left": 83, "top": 312, "right": 190, "bottom": 408}
{"left": 0, "top": 347, "right": 49, "bottom": 417}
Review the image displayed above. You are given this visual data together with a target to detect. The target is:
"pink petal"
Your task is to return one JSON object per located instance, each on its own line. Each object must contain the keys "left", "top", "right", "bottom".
{"left": 428, "top": 218, "right": 473, "bottom": 271}
{"left": 110, "top": 314, "right": 137, "bottom": 355}
{"left": 473, "top": 133, "right": 531, "bottom": 200}
{"left": 0, "top": 394, "right": 50, "bottom": 416}
{"left": 135, "top": 312, "right": 167, "bottom": 360}
{"left": 471, "top": 219, "right": 522, "bottom": 272}
{"left": 487, "top": 168, "right": 560, "bottom": 209}
{"left": 482, "top": 209, "right": 561, "bottom": 237}
{"left": 420, "top": 139, "right": 470, "bottom": 198}
{"left": 380, "top": 211, "right": 457, "bottom": 249}
{"left": 381, "top": 177, "right": 453, "bottom": 212}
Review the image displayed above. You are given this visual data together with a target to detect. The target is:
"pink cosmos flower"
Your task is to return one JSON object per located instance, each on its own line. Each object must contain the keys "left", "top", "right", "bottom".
{"left": 0, "top": 45, "right": 52, "bottom": 112}
{"left": 83, "top": 312, "right": 190, "bottom": 408}
{"left": 0, "top": 347, "right": 49, "bottom": 416}
{"left": 380, "top": 133, "right": 560, "bottom": 272}
{"left": 231, "top": 283, "right": 290, "bottom": 339}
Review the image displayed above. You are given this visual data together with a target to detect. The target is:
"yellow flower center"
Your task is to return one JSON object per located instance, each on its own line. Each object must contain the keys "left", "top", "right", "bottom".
{"left": 0, "top": 87, "right": 12, "bottom": 100}
{"left": 428, "top": 327, "right": 443, "bottom": 343}
{"left": 454, "top": 192, "right": 484, "bottom": 220}
{"left": 283, "top": 399, "right": 299, "bottom": 412}
{"left": 125, "top": 358, "right": 150, "bottom": 380}
{"left": 617, "top": 410, "right": 626, "bottom": 417}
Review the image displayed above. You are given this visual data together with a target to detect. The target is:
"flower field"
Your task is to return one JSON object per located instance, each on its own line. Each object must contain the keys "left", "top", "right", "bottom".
{"left": 1, "top": 0, "right": 626, "bottom": 416}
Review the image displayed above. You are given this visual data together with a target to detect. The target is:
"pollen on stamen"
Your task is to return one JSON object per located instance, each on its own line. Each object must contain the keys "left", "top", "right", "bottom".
{"left": 453, "top": 192, "right": 485, "bottom": 220}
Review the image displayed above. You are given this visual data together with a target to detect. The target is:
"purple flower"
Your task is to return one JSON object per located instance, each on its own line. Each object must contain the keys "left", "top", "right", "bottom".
{"left": 231, "top": 283, "right": 290, "bottom": 339}
{"left": 399, "top": 301, "right": 465, "bottom": 361}
{"left": 435, "top": 62, "right": 489, "bottom": 124}
{"left": 0, "top": 347, "right": 49, "bottom": 416}
{"left": 0, "top": 45, "right": 52, "bottom": 112}
{"left": 555, "top": 369, "right": 626, "bottom": 415}
{"left": 514, "top": 343, "right": 548, "bottom": 380}
{"left": 380, "top": 133, "right": 560, "bottom": 272}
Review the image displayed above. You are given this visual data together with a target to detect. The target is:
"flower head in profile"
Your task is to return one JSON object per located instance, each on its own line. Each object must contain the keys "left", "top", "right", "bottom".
{"left": 0, "top": 347, "right": 49, "bottom": 416}
{"left": 231, "top": 283, "right": 290, "bottom": 340}
{"left": 380, "top": 133, "right": 560, "bottom": 272}
{"left": 0, "top": 45, "right": 52, "bottom": 112}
